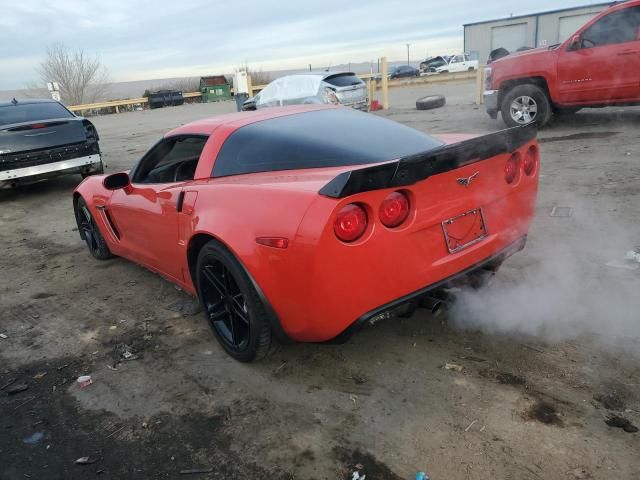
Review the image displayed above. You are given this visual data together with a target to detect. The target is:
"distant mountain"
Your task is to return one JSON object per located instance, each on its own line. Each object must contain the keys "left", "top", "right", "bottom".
{"left": 0, "top": 59, "right": 425, "bottom": 104}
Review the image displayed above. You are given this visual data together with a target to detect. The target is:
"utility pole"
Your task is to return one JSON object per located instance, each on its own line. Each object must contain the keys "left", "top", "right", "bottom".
{"left": 406, "top": 43, "right": 411, "bottom": 65}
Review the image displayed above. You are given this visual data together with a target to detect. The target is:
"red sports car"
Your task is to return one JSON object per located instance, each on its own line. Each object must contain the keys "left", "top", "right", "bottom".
{"left": 74, "top": 105, "right": 539, "bottom": 361}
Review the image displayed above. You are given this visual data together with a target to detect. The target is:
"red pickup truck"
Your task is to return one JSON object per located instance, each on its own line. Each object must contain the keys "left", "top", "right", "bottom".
{"left": 485, "top": 0, "right": 640, "bottom": 127}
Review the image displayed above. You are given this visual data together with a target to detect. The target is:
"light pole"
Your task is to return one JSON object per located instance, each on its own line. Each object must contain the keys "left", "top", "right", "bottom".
{"left": 406, "top": 43, "right": 410, "bottom": 65}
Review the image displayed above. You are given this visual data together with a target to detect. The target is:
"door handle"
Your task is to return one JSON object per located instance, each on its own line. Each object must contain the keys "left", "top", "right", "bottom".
{"left": 176, "top": 191, "right": 185, "bottom": 212}
{"left": 617, "top": 50, "right": 638, "bottom": 56}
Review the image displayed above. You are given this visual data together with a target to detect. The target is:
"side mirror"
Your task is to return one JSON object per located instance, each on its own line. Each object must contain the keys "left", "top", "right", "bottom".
{"left": 568, "top": 34, "right": 581, "bottom": 51}
{"left": 103, "top": 172, "right": 130, "bottom": 190}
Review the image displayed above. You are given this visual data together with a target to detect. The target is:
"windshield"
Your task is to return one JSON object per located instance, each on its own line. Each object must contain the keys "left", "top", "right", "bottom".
{"left": 0, "top": 102, "right": 74, "bottom": 126}
{"left": 323, "top": 73, "right": 363, "bottom": 87}
{"left": 255, "top": 75, "right": 322, "bottom": 107}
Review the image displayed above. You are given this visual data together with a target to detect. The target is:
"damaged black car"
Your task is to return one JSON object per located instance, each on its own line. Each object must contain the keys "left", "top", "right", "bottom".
{"left": 0, "top": 98, "right": 103, "bottom": 188}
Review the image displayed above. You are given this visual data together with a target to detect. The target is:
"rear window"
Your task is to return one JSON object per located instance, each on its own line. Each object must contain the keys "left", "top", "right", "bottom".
{"left": 324, "top": 74, "right": 364, "bottom": 87}
{"left": 212, "top": 108, "right": 444, "bottom": 177}
{"left": 0, "top": 102, "right": 74, "bottom": 126}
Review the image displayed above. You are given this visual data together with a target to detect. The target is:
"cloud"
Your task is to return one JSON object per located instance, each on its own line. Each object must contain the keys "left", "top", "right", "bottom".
{"left": 1, "top": 0, "right": 601, "bottom": 89}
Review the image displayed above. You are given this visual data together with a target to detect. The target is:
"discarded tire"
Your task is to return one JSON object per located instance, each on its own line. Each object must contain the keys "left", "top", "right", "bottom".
{"left": 416, "top": 95, "right": 446, "bottom": 110}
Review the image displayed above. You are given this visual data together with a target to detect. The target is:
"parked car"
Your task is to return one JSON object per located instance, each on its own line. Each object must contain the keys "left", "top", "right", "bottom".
{"left": 433, "top": 54, "right": 479, "bottom": 73}
{"left": 485, "top": 0, "right": 640, "bottom": 127}
{"left": 419, "top": 56, "right": 451, "bottom": 73}
{"left": 73, "top": 105, "right": 539, "bottom": 362}
{"left": 388, "top": 65, "right": 420, "bottom": 79}
{"left": 0, "top": 99, "right": 103, "bottom": 188}
{"left": 242, "top": 72, "right": 368, "bottom": 111}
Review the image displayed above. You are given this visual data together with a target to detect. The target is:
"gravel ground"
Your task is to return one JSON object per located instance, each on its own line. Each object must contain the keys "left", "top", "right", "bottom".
{"left": 1, "top": 81, "right": 639, "bottom": 480}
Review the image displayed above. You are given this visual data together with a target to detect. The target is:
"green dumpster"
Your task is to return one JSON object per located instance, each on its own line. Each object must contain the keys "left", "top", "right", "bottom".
{"left": 200, "top": 76, "right": 231, "bottom": 102}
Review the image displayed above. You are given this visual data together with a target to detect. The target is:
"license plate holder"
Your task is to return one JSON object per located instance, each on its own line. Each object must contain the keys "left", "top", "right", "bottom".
{"left": 442, "top": 208, "right": 488, "bottom": 254}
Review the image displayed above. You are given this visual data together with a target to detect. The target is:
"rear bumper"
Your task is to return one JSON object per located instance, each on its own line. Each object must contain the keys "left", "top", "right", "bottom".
{"left": 0, "top": 154, "right": 102, "bottom": 186}
{"left": 484, "top": 90, "right": 499, "bottom": 119}
{"left": 329, "top": 236, "right": 527, "bottom": 343}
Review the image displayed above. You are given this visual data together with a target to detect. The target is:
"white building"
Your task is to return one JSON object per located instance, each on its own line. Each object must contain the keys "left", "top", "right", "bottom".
{"left": 464, "top": 2, "right": 615, "bottom": 63}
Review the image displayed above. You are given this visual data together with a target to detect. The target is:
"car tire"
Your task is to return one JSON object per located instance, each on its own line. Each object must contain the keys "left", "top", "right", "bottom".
{"left": 416, "top": 95, "right": 446, "bottom": 110}
{"left": 75, "top": 197, "right": 113, "bottom": 260}
{"left": 196, "top": 240, "right": 272, "bottom": 362}
{"left": 501, "top": 84, "right": 551, "bottom": 128}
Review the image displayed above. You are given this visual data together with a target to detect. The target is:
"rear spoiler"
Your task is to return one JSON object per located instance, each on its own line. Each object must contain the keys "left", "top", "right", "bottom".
{"left": 319, "top": 125, "right": 537, "bottom": 198}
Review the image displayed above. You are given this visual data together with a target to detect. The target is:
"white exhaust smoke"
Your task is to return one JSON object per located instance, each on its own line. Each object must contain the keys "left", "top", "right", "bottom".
{"left": 449, "top": 196, "right": 640, "bottom": 353}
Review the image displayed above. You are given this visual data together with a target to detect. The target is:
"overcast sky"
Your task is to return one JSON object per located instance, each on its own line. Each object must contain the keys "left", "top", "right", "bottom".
{"left": 1, "top": 0, "right": 606, "bottom": 90}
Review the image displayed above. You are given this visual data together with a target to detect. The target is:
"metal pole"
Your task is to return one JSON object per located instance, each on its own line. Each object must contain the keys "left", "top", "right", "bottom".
{"left": 475, "top": 66, "right": 485, "bottom": 105}
{"left": 406, "top": 44, "right": 410, "bottom": 65}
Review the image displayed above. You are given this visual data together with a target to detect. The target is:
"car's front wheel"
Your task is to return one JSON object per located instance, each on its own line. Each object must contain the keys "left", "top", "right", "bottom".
{"left": 75, "top": 197, "right": 113, "bottom": 260}
{"left": 196, "top": 240, "right": 272, "bottom": 362}
{"left": 501, "top": 84, "right": 551, "bottom": 127}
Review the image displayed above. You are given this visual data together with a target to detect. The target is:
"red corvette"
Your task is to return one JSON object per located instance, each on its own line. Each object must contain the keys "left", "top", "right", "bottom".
{"left": 74, "top": 105, "right": 539, "bottom": 361}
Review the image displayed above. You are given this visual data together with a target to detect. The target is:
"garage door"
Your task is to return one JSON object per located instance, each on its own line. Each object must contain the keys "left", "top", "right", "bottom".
{"left": 491, "top": 23, "right": 528, "bottom": 52}
{"left": 558, "top": 14, "right": 598, "bottom": 42}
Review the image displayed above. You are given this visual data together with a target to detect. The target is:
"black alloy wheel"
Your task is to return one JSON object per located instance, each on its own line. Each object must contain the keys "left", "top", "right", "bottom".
{"left": 196, "top": 240, "right": 272, "bottom": 362}
{"left": 76, "top": 197, "right": 112, "bottom": 260}
{"left": 201, "top": 260, "right": 250, "bottom": 350}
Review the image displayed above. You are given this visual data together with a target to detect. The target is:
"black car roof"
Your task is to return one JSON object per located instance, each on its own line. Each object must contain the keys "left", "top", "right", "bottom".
{"left": 0, "top": 98, "right": 59, "bottom": 107}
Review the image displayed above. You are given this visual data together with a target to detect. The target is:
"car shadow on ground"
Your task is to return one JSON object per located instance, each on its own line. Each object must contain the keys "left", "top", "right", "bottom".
{"left": 546, "top": 108, "right": 640, "bottom": 129}
{"left": 0, "top": 175, "right": 83, "bottom": 202}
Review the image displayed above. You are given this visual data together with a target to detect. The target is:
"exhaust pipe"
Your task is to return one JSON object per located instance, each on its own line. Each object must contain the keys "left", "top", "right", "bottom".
{"left": 420, "top": 295, "right": 444, "bottom": 316}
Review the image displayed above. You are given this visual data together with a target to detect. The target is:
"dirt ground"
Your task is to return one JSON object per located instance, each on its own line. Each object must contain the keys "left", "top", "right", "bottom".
{"left": 1, "top": 81, "right": 639, "bottom": 480}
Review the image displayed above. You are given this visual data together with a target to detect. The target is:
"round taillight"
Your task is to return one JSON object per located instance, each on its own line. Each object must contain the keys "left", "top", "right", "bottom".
{"left": 379, "top": 191, "right": 410, "bottom": 228}
{"left": 504, "top": 153, "right": 520, "bottom": 184}
{"left": 334, "top": 204, "right": 368, "bottom": 242}
{"left": 523, "top": 146, "right": 537, "bottom": 176}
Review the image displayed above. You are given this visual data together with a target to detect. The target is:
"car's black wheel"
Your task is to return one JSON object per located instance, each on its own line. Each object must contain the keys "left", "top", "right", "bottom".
{"left": 196, "top": 240, "right": 272, "bottom": 362}
{"left": 75, "top": 197, "right": 113, "bottom": 260}
{"left": 416, "top": 95, "right": 446, "bottom": 110}
{"left": 501, "top": 84, "right": 551, "bottom": 128}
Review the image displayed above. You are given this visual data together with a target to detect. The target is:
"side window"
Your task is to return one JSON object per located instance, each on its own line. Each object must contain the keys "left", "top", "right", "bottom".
{"left": 132, "top": 136, "right": 207, "bottom": 184}
{"left": 581, "top": 7, "right": 640, "bottom": 47}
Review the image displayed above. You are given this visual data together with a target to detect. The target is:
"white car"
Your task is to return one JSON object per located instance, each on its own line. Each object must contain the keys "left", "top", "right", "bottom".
{"left": 435, "top": 54, "right": 479, "bottom": 74}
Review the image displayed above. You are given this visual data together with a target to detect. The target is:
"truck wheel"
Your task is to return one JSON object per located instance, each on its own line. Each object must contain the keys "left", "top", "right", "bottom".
{"left": 501, "top": 84, "right": 551, "bottom": 128}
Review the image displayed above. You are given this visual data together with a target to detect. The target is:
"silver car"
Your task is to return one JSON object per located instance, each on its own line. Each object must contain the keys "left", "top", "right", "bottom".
{"left": 243, "top": 72, "right": 368, "bottom": 111}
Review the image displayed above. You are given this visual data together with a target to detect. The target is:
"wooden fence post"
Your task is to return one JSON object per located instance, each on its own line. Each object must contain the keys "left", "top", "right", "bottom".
{"left": 246, "top": 74, "right": 253, "bottom": 98}
{"left": 381, "top": 57, "right": 389, "bottom": 110}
